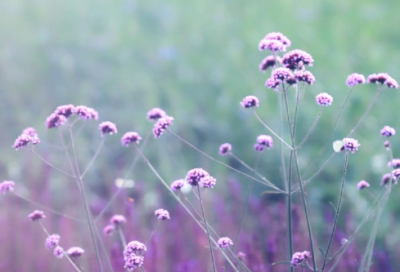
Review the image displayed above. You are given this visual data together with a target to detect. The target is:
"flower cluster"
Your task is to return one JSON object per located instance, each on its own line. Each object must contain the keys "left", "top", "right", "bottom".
{"left": 340, "top": 138, "right": 360, "bottom": 154}
{"left": 185, "top": 168, "right": 216, "bottom": 188}
{"left": 217, "top": 237, "right": 233, "bottom": 249}
{"left": 387, "top": 159, "right": 400, "bottom": 169}
{"left": 147, "top": 107, "right": 167, "bottom": 121}
{"left": 75, "top": 105, "right": 99, "bottom": 120}
{"left": 121, "top": 132, "right": 142, "bottom": 146}
{"left": 45, "top": 113, "right": 67, "bottom": 129}
{"left": 258, "top": 32, "right": 291, "bottom": 52}
{"left": 98, "top": 121, "right": 118, "bottom": 136}
{"left": 259, "top": 55, "right": 280, "bottom": 72}
{"left": 155, "top": 209, "right": 170, "bottom": 220}
{"left": 315, "top": 93, "right": 333, "bottom": 107}
{"left": 28, "top": 210, "right": 46, "bottom": 221}
{"left": 294, "top": 70, "right": 315, "bottom": 85}
{"left": 356, "top": 180, "right": 370, "bottom": 190}
{"left": 103, "top": 224, "right": 115, "bottom": 235}
{"left": 54, "top": 104, "right": 76, "bottom": 118}
{"left": 218, "top": 143, "right": 232, "bottom": 156}
{"left": 271, "top": 67, "right": 293, "bottom": 81}
{"left": 346, "top": 73, "right": 366, "bottom": 87}
{"left": 291, "top": 251, "right": 311, "bottom": 267}
{"left": 367, "top": 73, "right": 399, "bottom": 89}
{"left": 265, "top": 78, "right": 281, "bottom": 90}
{"left": 66, "top": 247, "right": 85, "bottom": 258}
{"left": 110, "top": 214, "right": 127, "bottom": 225}
{"left": 254, "top": 135, "right": 273, "bottom": 152}
{"left": 380, "top": 126, "right": 395, "bottom": 137}
{"left": 170, "top": 179, "right": 186, "bottom": 191}
{"left": 281, "top": 49, "right": 314, "bottom": 70}
{"left": 12, "top": 127, "right": 40, "bottom": 150}
{"left": 124, "top": 241, "right": 146, "bottom": 271}
{"left": 45, "top": 234, "right": 60, "bottom": 250}
{"left": 153, "top": 116, "right": 174, "bottom": 138}
{"left": 240, "top": 95, "right": 259, "bottom": 108}
{"left": 0, "top": 180, "right": 15, "bottom": 194}
{"left": 381, "top": 173, "right": 397, "bottom": 187}
{"left": 53, "top": 246, "right": 64, "bottom": 259}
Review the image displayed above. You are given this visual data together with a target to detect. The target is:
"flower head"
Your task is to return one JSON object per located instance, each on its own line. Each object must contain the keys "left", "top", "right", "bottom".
{"left": 380, "top": 126, "right": 395, "bottom": 137}
{"left": 147, "top": 107, "right": 167, "bottom": 121}
{"left": 385, "top": 77, "right": 399, "bottom": 89}
{"left": 259, "top": 55, "right": 280, "bottom": 72}
{"left": 258, "top": 39, "right": 285, "bottom": 52}
{"left": 291, "top": 251, "right": 311, "bottom": 267}
{"left": 240, "top": 96, "right": 259, "bottom": 108}
{"left": 22, "top": 127, "right": 38, "bottom": 138}
{"left": 170, "top": 179, "right": 186, "bottom": 191}
{"left": 393, "top": 169, "right": 400, "bottom": 180}
{"left": 66, "top": 247, "right": 85, "bottom": 258}
{"left": 153, "top": 116, "right": 174, "bottom": 138}
{"left": 219, "top": 143, "right": 232, "bottom": 156}
{"left": 340, "top": 138, "right": 360, "bottom": 154}
{"left": 54, "top": 104, "right": 76, "bottom": 118}
{"left": 45, "top": 113, "right": 67, "bottom": 129}
{"left": 256, "top": 135, "right": 273, "bottom": 149}
{"left": 271, "top": 68, "right": 293, "bottom": 81}
{"left": 357, "top": 180, "right": 370, "bottom": 190}
{"left": 125, "top": 256, "right": 144, "bottom": 271}
{"left": 367, "top": 73, "right": 390, "bottom": 84}
{"left": 281, "top": 50, "right": 314, "bottom": 70}
{"left": 12, "top": 134, "right": 39, "bottom": 150}
{"left": 259, "top": 32, "right": 291, "bottom": 51}
{"left": 217, "top": 237, "right": 233, "bottom": 249}
{"left": 265, "top": 78, "right": 281, "bottom": 91}
{"left": 75, "top": 106, "right": 98, "bottom": 120}
{"left": 28, "top": 210, "right": 46, "bottom": 221}
{"left": 253, "top": 143, "right": 265, "bottom": 152}
{"left": 103, "top": 224, "right": 115, "bottom": 235}
{"left": 294, "top": 71, "right": 315, "bottom": 85}
{"left": 0, "top": 180, "right": 15, "bottom": 194}
{"left": 237, "top": 252, "right": 246, "bottom": 262}
{"left": 110, "top": 214, "right": 127, "bottom": 225}
{"left": 155, "top": 209, "right": 170, "bottom": 220}
{"left": 45, "top": 234, "right": 60, "bottom": 250}
{"left": 346, "top": 73, "right": 366, "bottom": 87}
{"left": 185, "top": 168, "right": 213, "bottom": 186}
{"left": 98, "top": 121, "right": 118, "bottom": 136}
{"left": 384, "top": 140, "right": 390, "bottom": 150}
{"left": 199, "top": 176, "right": 217, "bottom": 188}
{"left": 53, "top": 246, "right": 64, "bottom": 259}
{"left": 387, "top": 159, "right": 400, "bottom": 169}
{"left": 124, "top": 241, "right": 147, "bottom": 259}
{"left": 315, "top": 93, "right": 333, "bottom": 107}
{"left": 381, "top": 173, "right": 397, "bottom": 186}
{"left": 121, "top": 132, "right": 142, "bottom": 146}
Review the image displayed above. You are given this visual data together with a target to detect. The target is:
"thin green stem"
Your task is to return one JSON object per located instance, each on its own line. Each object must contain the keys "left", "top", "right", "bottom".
{"left": 297, "top": 107, "right": 323, "bottom": 149}
{"left": 146, "top": 221, "right": 160, "bottom": 246}
{"left": 29, "top": 149, "right": 77, "bottom": 179}
{"left": 118, "top": 226, "right": 127, "bottom": 248}
{"left": 80, "top": 138, "right": 105, "bottom": 179}
{"left": 287, "top": 150, "right": 294, "bottom": 272}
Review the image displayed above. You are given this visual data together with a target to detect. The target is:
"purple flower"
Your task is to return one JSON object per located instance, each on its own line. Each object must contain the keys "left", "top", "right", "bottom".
{"left": 12, "top": 133, "right": 40, "bottom": 150}
{"left": 103, "top": 224, "right": 115, "bottom": 235}
{"left": 259, "top": 55, "right": 280, "bottom": 72}
{"left": 258, "top": 39, "right": 285, "bottom": 52}
{"left": 366, "top": 73, "right": 398, "bottom": 88}
{"left": 259, "top": 32, "right": 291, "bottom": 51}
{"left": 381, "top": 173, "right": 397, "bottom": 186}
{"left": 346, "top": 73, "right": 366, "bottom": 87}
{"left": 170, "top": 179, "right": 185, "bottom": 191}
{"left": 315, "top": 93, "right": 333, "bottom": 107}
{"left": 98, "top": 121, "right": 118, "bottom": 136}
{"left": 384, "top": 140, "right": 390, "bottom": 149}
{"left": 217, "top": 237, "right": 233, "bottom": 249}
{"left": 271, "top": 68, "right": 293, "bottom": 81}
{"left": 240, "top": 96, "right": 259, "bottom": 108}
{"left": 392, "top": 169, "right": 400, "bottom": 181}
{"left": 45, "top": 234, "right": 60, "bottom": 249}
{"left": 125, "top": 256, "right": 144, "bottom": 271}
{"left": 281, "top": 50, "right": 314, "bottom": 70}
{"left": 265, "top": 78, "right": 281, "bottom": 90}
{"left": 75, "top": 106, "right": 98, "bottom": 120}
{"left": 45, "top": 113, "right": 67, "bottom": 129}
{"left": 124, "top": 241, "right": 147, "bottom": 259}
{"left": 237, "top": 252, "right": 246, "bottom": 262}
{"left": 153, "top": 116, "right": 174, "bottom": 138}
{"left": 387, "top": 159, "right": 400, "bottom": 169}
{"left": 380, "top": 126, "right": 395, "bottom": 137}
{"left": 185, "top": 168, "right": 212, "bottom": 186}
{"left": 28, "top": 210, "right": 45, "bottom": 221}
{"left": 199, "top": 176, "right": 217, "bottom": 188}
{"left": 54, "top": 104, "right": 76, "bottom": 118}
{"left": 291, "top": 251, "right": 311, "bottom": 267}
{"left": 147, "top": 107, "right": 167, "bottom": 121}
{"left": 0, "top": 180, "right": 15, "bottom": 194}
{"left": 66, "top": 247, "right": 85, "bottom": 258}
{"left": 256, "top": 135, "right": 273, "bottom": 149}
{"left": 285, "top": 75, "right": 297, "bottom": 85}
{"left": 340, "top": 138, "right": 360, "bottom": 154}
{"left": 53, "top": 246, "right": 64, "bottom": 259}
{"left": 385, "top": 77, "right": 399, "bottom": 89}
{"left": 253, "top": 143, "right": 265, "bottom": 152}
{"left": 219, "top": 143, "right": 232, "bottom": 156}
{"left": 155, "top": 209, "right": 170, "bottom": 220}
{"left": 357, "top": 180, "right": 370, "bottom": 190}
{"left": 294, "top": 71, "right": 315, "bottom": 85}
{"left": 110, "top": 214, "right": 127, "bottom": 225}
{"left": 22, "top": 127, "right": 38, "bottom": 138}
{"left": 121, "top": 132, "right": 142, "bottom": 146}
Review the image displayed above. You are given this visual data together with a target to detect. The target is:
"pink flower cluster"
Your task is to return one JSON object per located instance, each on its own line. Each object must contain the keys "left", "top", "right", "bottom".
{"left": 153, "top": 116, "right": 174, "bottom": 138}
{"left": 12, "top": 127, "right": 40, "bottom": 150}
{"left": 155, "top": 209, "right": 170, "bottom": 220}
{"left": 240, "top": 96, "right": 259, "bottom": 108}
{"left": 0, "top": 180, "right": 15, "bottom": 194}
{"left": 217, "top": 237, "right": 233, "bottom": 249}
{"left": 98, "top": 121, "right": 118, "bottom": 136}
{"left": 218, "top": 143, "right": 232, "bottom": 156}
{"left": 121, "top": 132, "right": 142, "bottom": 146}
{"left": 254, "top": 135, "right": 273, "bottom": 152}
{"left": 291, "top": 251, "right": 311, "bottom": 267}
{"left": 185, "top": 168, "right": 216, "bottom": 188}
{"left": 340, "top": 138, "right": 360, "bottom": 154}
{"left": 28, "top": 210, "right": 46, "bottom": 221}
{"left": 258, "top": 32, "right": 291, "bottom": 52}
{"left": 123, "top": 241, "right": 146, "bottom": 271}
{"left": 367, "top": 73, "right": 399, "bottom": 89}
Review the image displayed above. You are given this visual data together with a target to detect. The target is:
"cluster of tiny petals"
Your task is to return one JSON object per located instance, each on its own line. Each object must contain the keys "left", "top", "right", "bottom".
{"left": 153, "top": 116, "right": 174, "bottom": 138}
{"left": 240, "top": 95, "right": 259, "bottom": 108}
{"left": 0, "top": 180, "right": 15, "bottom": 194}
{"left": 185, "top": 168, "right": 210, "bottom": 186}
{"left": 257, "top": 135, "right": 273, "bottom": 149}
{"left": 53, "top": 246, "right": 64, "bottom": 259}
{"left": 125, "top": 256, "right": 144, "bottom": 271}
{"left": 259, "top": 55, "right": 280, "bottom": 72}
{"left": 263, "top": 32, "right": 291, "bottom": 46}
{"left": 367, "top": 73, "right": 399, "bottom": 88}
{"left": 110, "top": 214, "right": 127, "bottom": 225}
{"left": 237, "top": 252, "right": 246, "bottom": 262}
{"left": 384, "top": 140, "right": 390, "bottom": 149}
{"left": 217, "top": 237, "right": 233, "bottom": 249}
{"left": 66, "top": 247, "right": 85, "bottom": 257}
{"left": 22, "top": 127, "right": 37, "bottom": 137}
{"left": 271, "top": 67, "right": 293, "bottom": 81}
{"left": 98, "top": 121, "right": 118, "bottom": 136}
{"left": 121, "top": 132, "right": 142, "bottom": 146}
{"left": 381, "top": 173, "right": 397, "bottom": 186}
{"left": 45, "top": 113, "right": 67, "bottom": 129}
{"left": 124, "top": 241, "right": 147, "bottom": 259}
{"left": 380, "top": 126, "right": 396, "bottom": 137}
{"left": 45, "top": 234, "right": 60, "bottom": 250}
{"left": 281, "top": 49, "right": 314, "bottom": 70}
{"left": 170, "top": 179, "right": 185, "bottom": 191}
{"left": 357, "top": 180, "right": 370, "bottom": 190}
{"left": 346, "top": 73, "right": 366, "bottom": 87}
{"left": 387, "top": 159, "right": 400, "bottom": 168}
{"left": 75, "top": 105, "right": 99, "bottom": 120}
{"left": 199, "top": 176, "right": 217, "bottom": 188}
{"left": 265, "top": 78, "right": 281, "bottom": 90}
{"left": 258, "top": 39, "right": 285, "bottom": 52}
{"left": 315, "top": 93, "right": 333, "bottom": 107}
{"left": 294, "top": 70, "right": 315, "bottom": 85}
{"left": 385, "top": 77, "right": 399, "bottom": 89}
{"left": 341, "top": 138, "right": 360, "bottom": 153}
{"left": 12, "top": 133, "right": 39, "bottom": 150}
{"left": 155, "top": 209, "right": 170, "bottom": 220}
{"left": 291, "top": 251, "right": 311, "bottom": 267}
{"left": 285, "top": 75, "right": 297, "bottom": 85}
{"left": 219, "top": 143, "right": 232, "bottom": 156}
{"left": 254, "top": 143, "right": 265, "bottom": 152}
{"left": 28, "top": 210, "right": 46, "bottom": 221}
{"left": 393, "top": 169, "right": 400, "bottom": 180}
{"left": 147, "top": 107, "right": 167, "bottom": 121}
{"left": 54, "top": 104, "right": 76, "bottom": 118}
{"left": 103, "top": 224, "right": 115, "bottom": 235}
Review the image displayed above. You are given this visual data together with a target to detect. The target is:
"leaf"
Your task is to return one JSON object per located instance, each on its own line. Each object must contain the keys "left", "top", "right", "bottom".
{"left": 272, "top": 261, "right": 291, "bottom": 266}
{"left": 333, "top": 140, "right": 344, "bottom": 152}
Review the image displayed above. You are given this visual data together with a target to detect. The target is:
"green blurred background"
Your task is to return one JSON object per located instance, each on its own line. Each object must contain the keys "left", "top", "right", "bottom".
{"left": 1, "top": 0, "right": 400, "bottom": 269}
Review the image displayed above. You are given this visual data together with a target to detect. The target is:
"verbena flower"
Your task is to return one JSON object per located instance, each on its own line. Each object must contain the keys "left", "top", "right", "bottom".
{"left": 28, "top": 210, "right": 46, "bottom": 221}
{"left": 45, "top": 234, "right": 60, "bottom": 249}
{"left": 271, "top": 68, "right": 293, "bottom": 81}
{"left": 253, "top": 143, "right": 265, "bottom": 152}
{"left": 367, "top": 73, "right": 398, "bottom": 88}
{"left": 103, "top": 224, "right": 115, "bottom": 235}
{"left": 155, "top": 209, "right": 170, "bottom": 220}
{"left": 12, "top": 133, "right": 40, "bottom": 150}
{"left": 219, "top": 143, "right": 232, "bottom": 156}
{"left": 265, "top": 78, "right": 281, "bottom": 91}
{"left": 98, "top": 121, "right": 118, "bottom": 136}
{"left": 54, "top": 104, "right": 76, "bottom": 118}
{"left": 346, "top": 73, "right": 366, "bottom": 87}
{"left": 147, "top": 107, "right": 167, "bottom": 121}
{"left": 315, "top": 93, "right": 333, "bottom": 107}
{"left": 121, "top": 132, "right": 142, "bottom": 146}
{"left": 291, "top": 251, "right": 311, "bottom": 267}
{"left": 75, "top": 106, "right": 98, "bottom": 120}
{"left": 381, "top": 173, "right": 397, "bottom": 186}
{"left": 258, "top": 39, "right": 285, "bottom": 52}
{"left": 66, "top": 247, "right": 85, "bottom": 258}
{"left": 199, "top": 176, "right": 217, "bottom": 188}
{"left": 259, "top": 55, "right": 280, "bottom": 72}
{"left": 170, "top": 179, "right": 186, "bottom": 191}
{"left": 125, "top": 256, "right": 144, "bottom": 271}
{"left": 45, "top": 113, "right": 67, "bottom": 129}
{"left": 380, "top": 126, "right": 395, "bottom": 137}
{"left": 384, "top": 140, "right": 390, "bottom": 149}
{"left": 256, "top": 135, "right": 273, "bottom": 149}
{"left": 217, "top": 237, "right": 233, "bottom": 249}
{"left": 240, "top": 96, "right": 259, "bottom": 108}
{"left": 340, "top": 138, "right": 360, "bottom": 154}
{"left": 22, "top": 127, "right": 38, "bottom": 138}
{"left": 387, "top": 159, "right": 400, "bottom": 169}
{"left": 281, "top": 49, "right": 314, "bottom": 70}
{"left": 294, "top": 71, "right": 315, "bottom": 85}
{"left": 53, "top": 246, "right": 64, "bottom": 259}
{"left": 357, "top": 180, "right": 370, "bottom": 190}
{"left": 124, "top": 241, "right": 147, "bottom": 259}
{"left": 153, "top": 116, "right": 174, "bottom": 138}
{"left": 285, "top": 75, "right": 297, "bottom": 85}
{"left": 385, "top": 77, "right": 399, "bottom": 89}
{"left": 392, "top": 169, "right": 400, "bottom": 180}
{"left": 110, "top": 214, "right": 127, "bottom": 225}
{"left": 237, "top": 252, "right": 246, "bottom": 262}
{"left": 185, "top": 168, "right": 212, "bottom": 186}
{"left": 0, "top": 180, "right": 15, "bottom": 194}
{"left": 260, "top": 32, "right": 291, "bottom": 48}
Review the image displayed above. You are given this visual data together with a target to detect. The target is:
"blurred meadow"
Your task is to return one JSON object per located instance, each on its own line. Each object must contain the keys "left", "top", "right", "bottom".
{"left": 1, "top": 0, "right": 400, "bottom": 271}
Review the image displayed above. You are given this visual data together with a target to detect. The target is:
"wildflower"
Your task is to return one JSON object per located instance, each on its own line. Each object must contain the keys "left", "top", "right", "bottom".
{"left": 75, "top": 106, "right": 98, "bottom": 120}
{"left": 294, "top": 71, "right": 315, "bottom": 85}
{"left": 66, "top": 247, "right": 85, "bottom": 258}
{"left": 53, "top": 246, "right": 64, "bottom": 259}
{"left": 259, "top": 55, "right": 280, "bottom": 72}
{"left": 124, "top": 241, "right": 147, "bottom": 259}
{"left": 367, "top": 73, "right": 391, "bottom": 84}
{"left": 155, "top": 209, "right": 170, "bottom": 220}
{"left": 340, "top": 138, "right": 360, "bottom": 153}
{"left": 384, "top": 140, "right": 390, "bottom": 149}
{"left": 217, "top": 237, "right": 233, "bottom": 249}
{"left": 12, "top": 134, "right": 39, "bottom": 150}
{"left": 237, "top": 252, "right": 246, "bottom": 262}
{"left": 281, "top": 50, "right": 314, "bottom": 70}
{"left": 346, "top": 73, "right": 366, "bottom": 87}
{"left": 45, "top": 113, "right": 67, "bottom": 129}
{"left": 240, "top": 96, "right": 259, "bottom": 108}
{"left": 271, "top": 67, "right": 293, "bottom": 81}
{"left": 285, "top": 75, "right": 297, "bottom": 85}
{"left": 110, "top": 214, "right": 127, "bottom": 225}
{"left": 147, "top": 107, "right": 166, "bottom": 121}
{"left": 185, "top": 168, "right": 213, "bottom": 186}
{"left": 121, "top": 132, "right": 142, "bottom": 146}
{"left": 256, "top": 135, "right": 273, "bottom": 149}
{"left": 253, "top": 143, "right": 265, "bottom": 152}
{"left": 315, "top": 93, "right": 333, "bottom": 107}
{"left": 219, "top": 143, "right": 232, "bottom": 156}
{"left": 393, "top": 169, "right": 400, "bottom": 180}
{"left": 28, "top": 210, "right": 45, "bottom": 221}
{"left": 259, "top": 32, "right": 291, "bottom": 51}
{"left": 0, "top": 180, "right": 15, "bottom": 194}
{"left": 22, "top": 127, "right": 38, "bottom": 138}
{"left": 153, "top": 116, "right": 174, "bottom": 138}
{"left": 258, "top": 39, "right": 285, "bottom": 52}
{"left": 170, "top": 179, "right": 186, "bottom": 191}
{"left": 199, "top": 176, "right": 217, "bottom": 188}
{"left": 45, "top": 234, "right": 60, "bottom": 249}
{"left": 98, "top": 121, "right": 118, "bottom": 136}
{"left": 265, "top": 78, "right": 281, "bottom": 90}
{"left": 387, "top": 159, "right": 400, "bottom": 169}
{"left": 54, "top": 104, "right": 76, "bottom": 118}
{"left": 125, "top": 256, "right": 144, "bottom": 271}
{"left": 291, "top": 251, "right": 311, "bottom": 267}
{"left": 380, "top": 126, "right": 396, "bottom": 137}
{"left": 381, "top": 173, "right": 396, "bottom": 186}
{"left": 385, "top": 77, "right": 399, "bottom": 89}
{"left": 103, "top": 225, "right": 115, "bottom": 235}
{"left": 356, "top": 180, "right": 370, "bottom": 190}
